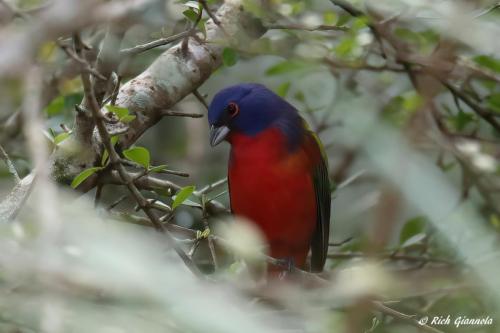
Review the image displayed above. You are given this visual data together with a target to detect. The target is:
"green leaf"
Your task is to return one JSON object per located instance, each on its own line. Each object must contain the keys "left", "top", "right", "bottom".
{"left": 351, "top": 17, "right": 369, "bottom": 31}
{"left": 105, "top": 105, "right": 129, "bottom": 119}
{"left": 294, "top": 90, "right": 305, "bottom": 102}
{"left": 149, "top": 164, "right": 168, "bottom": 173}
{"left": 43, "top": 130, "right": 54, "bottom": 143}
{"left": 222, "top": 48, "right": 238, "bottom": 67}
{"left": 473, "top": 55, "right": 500, "bottom": 73}
{"left": 336, "top": 14, "right": 351, "bottom": 26}
{"left": 449, "top": 110, "right": 475, "bottom": 131}
{"left": 123, "top": 146, "right": 150, "bottom": 169}
{"left": 402, "top": 91, "right": 423, "bottom": 112}
{"left": 54, "top": 132, "right": 71, "bottom": 145}
{"left": 334, "top": 37, "right": 358, "bottom": 58}
{"left": 400, "top": 216, "right": 427, "bottom": 245}
{"left": 101, "top": 135, "right": 119, "bottom": 166}
{"left": 486, "top": 93, "right": 500, "bottom": 112}
{"left": 120, "top": 115, "right": 136, "bottom": 123}
{"left": 401, "top": 233, "right": 426, "bottom": 248}
{"left": 183, "top": 8, "right": 199, "bottom": 22}
{"left": 198, "top": 20, "right": 207, "bottom": 38}
{"left": 394, "top": 28, "right": 421, "bottom": 45}
{"left": 44, "top": 96, "right": 65, "bottom": 117}
{"left": 71, "top": 167, "right": 102, "bottom": 189}
{"left": 181, "top": 198, "right": 202, "bottom": 208}
{"left": 276, "top": 82, "right": 291, "bottom": 97}
{"left": 183, "top": 1, "right": 200, "bottom": 9}
{"left": 265, "top": 60, "right": 313, "bottom": 76}
{"left": 323, "top": 11, "right": 338, "bottom": 25}
{"left": 172, "top": 185, "right": 195, "bottom": 209}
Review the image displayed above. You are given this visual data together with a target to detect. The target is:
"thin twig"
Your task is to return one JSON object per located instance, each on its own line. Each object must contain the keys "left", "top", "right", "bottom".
{"left": 0, "top": 0, "right": 30, "bottom": 20}
{"left": 474, "top": 2, "right": 500, "bottom": 18}
{"left": 197, "top": 178, "right": 227, "bottom": 195}
{"left": 107, "top": 195, "right": 128, "bottom": 211}
{"left": 328, "top": 252, "right": 455, "bottom": 265}
{"left": 58, "top": 43, "right": 107, "bottom": 80}
{"left": 440, "top": 80, "right": 500, "bottom": 132}
{"left": 110, "top": 73, "right": 121, "bottom": 106}
{"left": 202, "top": 195, "right": 218, "bottom": 269}
{"left": 324, "top": 58, "right": 407, "bottom": 72}
{"left": 199, "top": 0, "right": 220, "bottom": 25}
{"left": 120, "top": 31, "right": 191, "bottom": 56}
{"left": 328, "top": 237, "right": 353, "bottom": 247}
{"left": 192, "top": 89, "right": 209, "bottom": 110}
{"left": 267, "top": 23, "right": 348, "bottom": 32}
{"left": 371, "top": 301, "right": 445, "bottom": 333}
{"left": 160, "top": 110, "right": 204, "bottom": 118}
{"left": 94, "top": 184, "right": 103, "bottom": 208}
{"left": 0, "top": 144, "right": 20, "bottom": 183}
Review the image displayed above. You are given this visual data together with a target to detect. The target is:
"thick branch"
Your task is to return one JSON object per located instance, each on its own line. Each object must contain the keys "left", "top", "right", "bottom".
{"left": 113, "top": 1, "right": 265, "bottom": 147}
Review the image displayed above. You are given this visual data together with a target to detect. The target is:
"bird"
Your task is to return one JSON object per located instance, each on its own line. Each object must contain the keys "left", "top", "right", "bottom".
{"left": 208, "top": 83, "right": 331, "bottom": 273}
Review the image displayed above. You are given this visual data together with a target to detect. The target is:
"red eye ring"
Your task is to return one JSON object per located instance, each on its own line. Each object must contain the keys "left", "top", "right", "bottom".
{"left": 227, "top": 102, "right": 239, "bottom": 118}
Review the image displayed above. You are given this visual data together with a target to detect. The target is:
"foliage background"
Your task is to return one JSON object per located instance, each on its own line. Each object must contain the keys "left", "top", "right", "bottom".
{"left": 0, "top": 0, "right": 499, "bottom": 332}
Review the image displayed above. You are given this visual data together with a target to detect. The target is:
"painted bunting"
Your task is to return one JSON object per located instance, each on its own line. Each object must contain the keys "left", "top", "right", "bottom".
{"left": 208, "top": 83, "right": 331, "bottom": 272}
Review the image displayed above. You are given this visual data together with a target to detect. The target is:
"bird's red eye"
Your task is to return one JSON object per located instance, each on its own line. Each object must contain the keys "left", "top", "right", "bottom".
{"left": 227, "top": 102, "right": 239, "bottom": 118}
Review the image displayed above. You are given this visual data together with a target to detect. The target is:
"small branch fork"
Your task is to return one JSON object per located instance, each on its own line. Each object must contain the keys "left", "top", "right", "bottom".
{"left": 73, "top": 35, "right": 202, "bottom": 277}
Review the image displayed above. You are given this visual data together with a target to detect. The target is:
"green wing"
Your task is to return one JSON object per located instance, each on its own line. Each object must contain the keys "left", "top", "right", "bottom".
{"left": 307, "top": 131, "right": 331, "bottom": 272}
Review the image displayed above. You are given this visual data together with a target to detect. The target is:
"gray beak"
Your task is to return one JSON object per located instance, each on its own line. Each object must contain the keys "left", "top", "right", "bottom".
{"left": 209, "top": 125, "right": 230, "bottom": 146}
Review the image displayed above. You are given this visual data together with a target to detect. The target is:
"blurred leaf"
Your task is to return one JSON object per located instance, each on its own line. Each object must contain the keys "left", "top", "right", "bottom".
{"left": 449, "top": 110, "right": 475, "bottom": 131}
{"left": 120, "top": 115, "right": 136, "bottom": 123}
{"left": 473, "top": 55, "right": 500, "bottom": 73}
{"left": 71, "top": 167, "right": 102, "bottom": 189}
{"left": 37, "top": 41, "right": 57, "bottom": 62}
{"left": 64, "top": 92, "right": 84, "bottom": 109}
{"left": 334, "top": 37, "right": 358, "bottom": 58}
{"left": 43, "top": 130, "right": 54, "bottom": 143}
{"left": 323, "top": 11, "right": 337, "bottom": 25}
{"left": 400, "top": 216, "right": 427, "bottom": 245}
{"left": 198, "top": 20, "right": 207, "bottom": 38}
{"left": 183, "top": 0, "right": 200, "bottom": 9}
{"left": 105, "top": 105, "right": 129, "bottom": 119}
{"left": 123, "top": 146, "right": 150, "bottom": 169}
{"left": 477, "top": 78, "right": 497, "bottom": 91}
{"left": 60, "top": 77, "right": 82, "bottom": 94}
{"left": 402, "top": 91, "right": 423, "bottom": 112}
{"left": 149, "top": 165, "right": 168, "bottom": 173}
{"left": 394, "top": 28, "right": 439, "bottom": 53}
{"left": 490, "top": 214, "right": 500, "bottom": 229}
{"left": 222, "top": 48, "right": 238, "bottom": 67}
{"left": 172, "top": 186, "right": 195, "bottom": 209}
{"left": 394, "top": 28, "right": 421, "bottom": 45}
{"left": 275, "top": 82, "right": 291, "bottom": 97}
{"left": 419, "top": 29, "right": 439, "bottom": 46}
{"left": 183, "top": 8, "right": 199, "bottom": 22}
{"left": 401, "top": 233, "right": 426, "bottom": 248}
{"left": 44, "top": 95, "right": 65, "bottom": 117}
{"left": 351, "top": 17, "right": 369, "bottom": 31}
{"left": 54, "top": 132, "right": 71, "bottom": 145}
{"left": 291, "top": 2, "right": 304, "bottom": 15}
{"left": 486, "top": 93, "right": 500, "bottom": 112}
{"left": 336, "top": 14, "right": 351, "bottom": 26}
{"left": 266, "top": 60, "right": 313, "bottom": 76}
{"left": 294, "top": 90, "right": 305, "bottom": 102}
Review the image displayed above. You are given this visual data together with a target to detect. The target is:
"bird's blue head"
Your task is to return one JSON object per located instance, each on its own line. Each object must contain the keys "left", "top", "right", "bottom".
{"left": 208, "top": 83, "right": 297, "bottom": 146}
